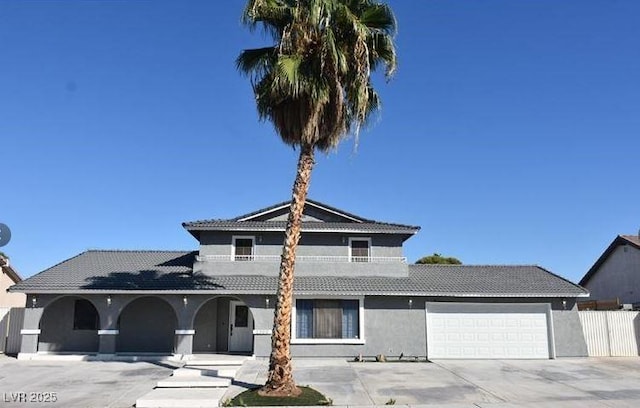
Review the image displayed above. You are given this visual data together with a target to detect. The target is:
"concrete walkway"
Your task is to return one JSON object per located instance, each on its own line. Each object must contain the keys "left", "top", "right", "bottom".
{"left": 226, "top": 357, "right": 640, "bottom": 407}
{"left": 136, "top": 355, "right": 249, "bottom": 408}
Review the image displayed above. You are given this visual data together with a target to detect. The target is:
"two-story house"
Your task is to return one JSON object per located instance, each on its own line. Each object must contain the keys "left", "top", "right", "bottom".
{"left": 579, "top": 234, "right": 640, "bottom": 308}
{"left": 9, "top": 199, "right": 589, "bottom": 360}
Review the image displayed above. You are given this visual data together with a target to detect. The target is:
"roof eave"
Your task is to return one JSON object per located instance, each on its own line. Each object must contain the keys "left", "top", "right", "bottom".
{"left": 182, "top": 225, "right": 419, "bottom": 235}
{"left": 2, "top": 265, "right": 22, "bottom": 283}
{"left": 11, "top": 288, "right": 589, "bottom": 297}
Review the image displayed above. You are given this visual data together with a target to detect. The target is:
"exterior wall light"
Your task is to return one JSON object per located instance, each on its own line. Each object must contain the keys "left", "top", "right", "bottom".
{"left": 107, "top": 296, "right": 112, "bottom": 306}
{"left": 183, "top": 296, "right": 188, "bottom": 306}
{"left": 408, "top": 299, "right": 413, "bottom": 309}
{"left": 562, "top": 299, "right": 567, "bottom": 310}
{"left": 265, "top": 297, "right": 270, "bottom": 308}
{"left": 31, "top": 297, "right": 37, "bottom": 307}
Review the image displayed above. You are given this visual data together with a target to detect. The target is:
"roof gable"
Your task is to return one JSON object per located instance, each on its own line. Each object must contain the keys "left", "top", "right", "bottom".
{"left": 235, "top": 199, "right": 366, "bottom": 223}
{"left": 183, "top": 199, "right": 420, "bottom": 238}
{"left": 579, "top": 235, "right": 640, "bottom": 286}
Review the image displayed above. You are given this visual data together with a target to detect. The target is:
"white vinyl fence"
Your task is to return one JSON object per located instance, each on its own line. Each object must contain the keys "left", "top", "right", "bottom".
{"left": 579, "top": 311, "right": 640, "bottom": 357}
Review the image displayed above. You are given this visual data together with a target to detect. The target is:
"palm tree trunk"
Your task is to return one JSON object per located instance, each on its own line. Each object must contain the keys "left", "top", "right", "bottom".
{"left": 259, "top": 143, "right": 315, "bottom": 397}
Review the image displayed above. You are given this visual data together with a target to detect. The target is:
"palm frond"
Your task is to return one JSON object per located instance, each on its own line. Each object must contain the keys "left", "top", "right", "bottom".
{"left": 359, "top": 3, "right": 396, "bottom": 35}
{"left": 238, "top": 0, "right": 398, "bottom": 152}
{"left": 236, "top": 47, "right": 278, "bottom": 80}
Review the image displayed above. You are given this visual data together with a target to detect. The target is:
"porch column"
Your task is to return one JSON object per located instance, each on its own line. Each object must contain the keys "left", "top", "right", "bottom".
{"left": 96, "top": 295, "right": 121, "bottom": 356}
{"left": 98, "top": 330, "right": 119, "bottom": 354}
{"left": 175, "top": 329, "right": 194, "bottom": 357}
{"left": 18, "top": 307, "right": 44, "bottom": 360}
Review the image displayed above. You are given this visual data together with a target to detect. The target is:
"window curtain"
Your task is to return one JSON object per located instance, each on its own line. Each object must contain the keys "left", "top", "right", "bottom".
{"left": 314, "top": 299, "right": 342, "bottom": 338}
{"left": 342, "top": 300, "right": 359, "bottom": 338}
{"left": 296, "top": 299, "right": 313, "bottom": 338}
{"left": 296, "top": 299, "right": 360, "bottom": 339}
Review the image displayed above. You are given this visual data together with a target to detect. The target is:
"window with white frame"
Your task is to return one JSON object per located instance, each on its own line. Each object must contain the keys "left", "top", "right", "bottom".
{"left": 233, "top": 236, "right": 254, "bottom": 261}
{"left": 292, "top": 298, "right": 364, "bottom": 344}
{"left": 349, "top": 238, "right": 370, "bottom": 262}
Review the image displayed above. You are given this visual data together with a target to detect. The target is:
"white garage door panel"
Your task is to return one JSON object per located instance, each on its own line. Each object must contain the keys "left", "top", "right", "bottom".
{"left": 426, "top": 305, "right": 551, "bottom": 359}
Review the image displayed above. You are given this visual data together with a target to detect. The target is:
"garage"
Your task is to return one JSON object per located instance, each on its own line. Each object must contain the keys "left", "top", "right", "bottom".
{"left": 426, "top": 302, "right": 554, "bottom": 359}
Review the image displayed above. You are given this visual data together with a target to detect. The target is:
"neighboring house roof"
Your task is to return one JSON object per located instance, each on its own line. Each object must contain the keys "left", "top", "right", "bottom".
{"left": 183, "top": 199, "right": 420, "bottom": 238}
{"left": 0, "top": 255, "right": 22, "bottom": 284}
{"left": 579, "top": 235, "right": 640, "bottom": 286}
{"left": 10, "top": 250, "right": 588, "bottom": 298}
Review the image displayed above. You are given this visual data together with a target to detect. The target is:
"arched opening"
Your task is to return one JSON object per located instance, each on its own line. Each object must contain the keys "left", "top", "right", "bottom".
{"left": 116, "top": 296, "right": 177, "bottom": 354}
{"left": 39, "top": 296, "right": 99, "bottom": 353}
{"left": 193, "top": 296, "right": 254, "bottom": 354}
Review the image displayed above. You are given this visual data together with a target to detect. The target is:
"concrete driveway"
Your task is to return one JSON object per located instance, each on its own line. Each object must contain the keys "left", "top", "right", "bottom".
{"left": 230, "top": 357, "right": 640, "bottom": 407}
{"left": 3, "top": 356, "right": 640, "bottom": 407}
{"left": 0, "top": 356, "right": 178, "bottom": 407}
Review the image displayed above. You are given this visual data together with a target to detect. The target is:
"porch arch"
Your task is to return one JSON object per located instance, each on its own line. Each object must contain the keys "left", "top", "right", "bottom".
{"left": 116, "top": 296, "right": 177, "bottom": 353}
{"left": 192, "top": 296, "right": 255, "bottom": 354}
{"left": 38, "top": 295, "right": 100, "bottom": 353}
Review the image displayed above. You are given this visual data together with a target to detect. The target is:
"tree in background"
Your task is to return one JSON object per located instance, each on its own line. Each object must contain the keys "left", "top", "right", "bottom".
{"left": 238, "top": 0, "right": 397, "bottom": 397}
{"left": 415, "top": 253, "right": 462, "bottom": 265}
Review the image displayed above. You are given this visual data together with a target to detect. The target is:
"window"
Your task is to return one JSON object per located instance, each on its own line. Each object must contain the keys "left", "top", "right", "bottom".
{"left": 233, "top": 236, "right": 254, "bottom": 261}
{"left": 73, "top": 299, "right": 99, "bottom": 330}
{"left": 349, "top": 238, "right": 370, "bottom": 262}
{"left": 293, "top": 298, "right": 363, "bottom": 344}
{"left": 234, "top": 305, "right": 249, "bottom": 328}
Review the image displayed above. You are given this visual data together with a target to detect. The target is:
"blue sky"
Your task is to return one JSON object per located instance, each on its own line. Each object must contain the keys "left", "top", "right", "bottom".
{"left": 1, "top": 0, "right": 638, "bottom": 284}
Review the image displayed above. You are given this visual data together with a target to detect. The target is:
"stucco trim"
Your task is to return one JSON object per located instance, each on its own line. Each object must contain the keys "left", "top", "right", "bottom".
{"left": 20, "top": 329, "right": 41, "bottom": 335}
{"left": 175, "top": 329, "right": 195, "bottom": 335}
{"left": 98, "top": 330, "right": 119, "bottom": 335}
{"left": 253, "top": 329, "right": 271, "bottom": 335}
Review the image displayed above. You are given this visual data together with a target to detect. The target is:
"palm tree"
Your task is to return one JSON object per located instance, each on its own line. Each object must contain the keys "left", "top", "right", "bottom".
{"left": 237, "top": 0, "right": 397, "bottom": 397}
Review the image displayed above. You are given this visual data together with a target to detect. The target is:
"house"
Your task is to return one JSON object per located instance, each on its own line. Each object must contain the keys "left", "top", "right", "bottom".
{"left": 9, "top": 199, "right": 589, "bottom": 360}
{"left": 579, "top": 234, "right": 640, "bottom": 308}
{"left": 1, "top": 254, "right": 25, "bottom": 308}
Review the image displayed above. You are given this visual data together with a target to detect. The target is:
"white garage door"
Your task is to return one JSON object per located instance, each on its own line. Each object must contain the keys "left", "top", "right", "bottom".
{"left": 426, "top": 303, "right": 553, "bottom": 359}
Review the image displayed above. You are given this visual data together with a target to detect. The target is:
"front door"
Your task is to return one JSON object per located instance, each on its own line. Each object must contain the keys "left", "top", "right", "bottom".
{"left": 228, "top": 300, "right": 253, "bottom": 353}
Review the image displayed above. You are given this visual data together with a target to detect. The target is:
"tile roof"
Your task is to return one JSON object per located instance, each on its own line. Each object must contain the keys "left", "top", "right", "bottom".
{"left": 182, "top": 199, "right": 420, "bottom": 236}
{"left": 182, "top": 221, "right": 418, "bottom": 234}
{"left": 409, "top": 264, "right": 587, "bottom": 297}
{"left": 10, "top": 250, "right": 587, "bottom": 297}
{"left": 579, "top": 234, "right": 640, "bottom": 286}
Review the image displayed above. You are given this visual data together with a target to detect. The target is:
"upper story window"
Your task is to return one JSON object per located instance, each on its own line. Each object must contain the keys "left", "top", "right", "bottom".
{"left": 349, "top": 238, "right": 371, "bottom": 262}
{"left": 233, "top": 236, "right": 255, "bottom": 261}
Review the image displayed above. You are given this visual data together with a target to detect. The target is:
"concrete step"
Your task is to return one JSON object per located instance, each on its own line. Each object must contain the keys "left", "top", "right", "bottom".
{"left": 136, "top": 387, "right": 226, "bottom": 408}
{"left": 186, "top": 357, "right": 247, "bottom": 366}
{"left": 157, "top": 376, "right": 231, "bottom": 388}
{"left": 173, "top": 366, "right": 238, "bottom": 378}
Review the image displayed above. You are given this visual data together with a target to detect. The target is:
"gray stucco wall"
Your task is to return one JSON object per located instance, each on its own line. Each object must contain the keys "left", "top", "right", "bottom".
{"left": 253, "top": 296, "right": 587, "bottom": 359}
{"left": 193, "top": 298, "right": 218, "bottom": 352}
{"left": 116, "top": 297, "right": 177, "bottom": 353}
{"left": 585, "top": 245, "right": 640, "bottom": 305}
{"left": 21, "top": 293, "right": 586, "bottom": 359}
{"left": 198, "top": 231, "right": 405, "bottom": 258}
{"left": 38, "top": 296, "right": 99, "bottom": 352}
{"left": 552, "top": 310, "right": 588, "bottom": 357}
